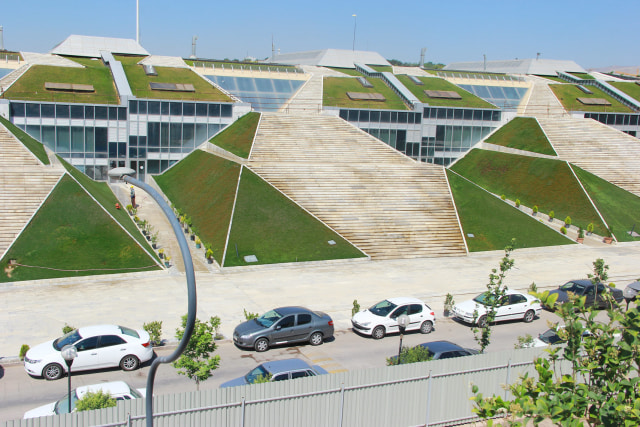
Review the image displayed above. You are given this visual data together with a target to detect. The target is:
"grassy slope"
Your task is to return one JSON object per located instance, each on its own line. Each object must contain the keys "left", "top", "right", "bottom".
{"left": 369, "top": 65, "right": 393, "bottom": 73}
{"left": 549, "top": 84, "right": 632, "bottom": 113}
{"left": 209, "top": 112, "right": 260, "bottom": 159}
{"left": 450, "top": 149, "right": 607, "bottom": 235}
{"left": 0, "top": 175, "right": 159, "bottom": 282}
{"left": 0, "top": 116, "right": 50, "bottom": 164}
{"left": 572, "top": 165, "right": 640, "bottom": 242}
{"left": 396, "top": 75, "right": 497, "bottom": 108}
{"left": 154, "top": 150, "right": 240, "bottom": 263}
{"left": 569, "top": 72, "right": 595, "bottom": 80}
{"left": 4, "top": 64, "right": 119, "bottom": 104}
{"left": 485, "top": 117, "right": 557, "bottom": 156}
{"left": 224, "top": 168, "right": 366, "bottom": 267}
{"left": 447, "top": 170, "right": 572, "bottom": 251}
{"left": 610, "top": 82, "right": 640, "bottom": 102}
{"left": 327, "top": 68, "right": 363, "bottom": 77}
{"left": 323, "top": 76, "right": 408, "bottom": 110}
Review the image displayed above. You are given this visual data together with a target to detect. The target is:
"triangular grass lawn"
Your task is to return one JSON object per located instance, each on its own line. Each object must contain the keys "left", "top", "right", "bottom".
{"left": 224, "top": 167, "right": 366, "bottom": 267}
{"left": 154, "top": 150, "right": 240, "bottom": 264}
{"left": 0, "top": 174, "right": 159, "bottom": 282}
{"left": 209, "top": 112, "right": 260, "bottom": 159}
{"left": 60, "top": 158, "right": 157, "bottom": 260}
{"left": 447, "top": 170, "right": 572, "bottom": 251}
{"left": 485, "top": 117, "right": 557, "bottom": 156}
{"left": 450, "top": 149, "right": 607, "bottom": 235}
{"left": 0, "top": 116, "right": 50, "bottom": 164}
{"left": 572, "top": 165, "right": 640, "bottom": 242}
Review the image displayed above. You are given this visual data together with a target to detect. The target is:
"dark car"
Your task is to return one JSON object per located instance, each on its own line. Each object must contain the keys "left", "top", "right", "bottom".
{"left": 220, "top": 358, "right": 328, "bottom": 388}
{"left": 391, "top": 340, "right": 478, "bottom": 363}
{"left": 233, "top": 306, "right": 334, "bottom": 352}
{"left": 547, "top": 279, "right": 623, "bottom": 309}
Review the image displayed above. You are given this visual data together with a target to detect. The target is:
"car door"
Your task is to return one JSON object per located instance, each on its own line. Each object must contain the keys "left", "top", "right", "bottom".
{"left": 406, "top": 304, "right": 426, "bottom": 331}
{"left": 71, "top": 336, "right": 100, "bottom": 371}
{"left": 290, "top": 313, "right": 313, "bottom": 342}
{"left": 97, "top": 335, "right": 129, "bottom": 368}
{"left": 496, "top": 294, "right": 527, "bottom": 321}
{"left": 270, "top": 315, "right": 296, "bottom": 344}
{"left": 387, "top": 305, "right": 409, "bottom": 333}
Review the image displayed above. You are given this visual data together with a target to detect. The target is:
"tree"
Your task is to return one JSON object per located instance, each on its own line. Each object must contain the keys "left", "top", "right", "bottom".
{"left": 75, "top": 390, "right": 116, "bottom": 412}
{"left": 472, "top": 239, "right": 516, "bottom": 353}
{"left": 386, "top": 345, "right": 433, "bottom": 366}
{"left": 172, "top": 315, "right": 221, "bottom": 391}
{"left": 472, "top": 258, "right": 640, "bottom": 426}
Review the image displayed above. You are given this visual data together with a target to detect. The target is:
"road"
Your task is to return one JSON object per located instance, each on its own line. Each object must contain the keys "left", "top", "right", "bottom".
{"left": 0, "top": 309, "right": 567, "bottom": 422}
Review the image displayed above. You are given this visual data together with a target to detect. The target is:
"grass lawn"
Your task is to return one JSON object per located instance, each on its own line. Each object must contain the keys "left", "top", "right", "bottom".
{"left": 224, "top": 167, "right": 365, "bottom": 267}
{"left": 535, "top": 75, "right": 566, "bottom": 83}
{"left": 119, "top": 60, "right": 232, "bottom": 102}
{"left": 0, "top": 175, "right": 159, "bottom": 282}
{"left": 568, "top": 72, "right": 595, "bottom": 80}
{"left": 369, "top": 65, "right": 393, "bottom": 73}
{"left": 450, "top": 149, "right": 607, "bottom": 235}
{"left": 323, "top": 76, "right": 408, "bottom": 110}
{"left": 447, "top": 170, "right": 572, "bottom": 252}
{"left": 154, "top": 150, "right": 240, "bottom": 264}
{"left": 327, "top": 68, "right": 363, "bottom": 77}
{"left": 209, "top": 112, "right": 259, "bottom": 158}
{"left": 3, "top": 64, "right": 119, "bottom": 104}
{"left": 396, "top": 75, "right": 497, "bottom": 108}
{"left": 609, "top": 81, "right": 640, "bottom": 102}
{"left": 549, "top": 84, "right": 633, "bottom": 113}
{"left": 0, "top": 116, "right": 50, "bottom": 164}
{"left": 485, "top": 117, "right": 556, "bottom": 156}
{"left": 572, "top": 165, "right": 640, "bottom": 242}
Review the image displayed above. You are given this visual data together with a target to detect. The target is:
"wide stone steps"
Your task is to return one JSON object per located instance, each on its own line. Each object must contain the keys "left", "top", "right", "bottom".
{"left": 521, "top": 78, "right": 567, "bottom": 118}
{"left": 249, "top": 114, "right": 466, "bottom": 260}
{"left": 537, "top": 117, "right": 640, "bottom": 196}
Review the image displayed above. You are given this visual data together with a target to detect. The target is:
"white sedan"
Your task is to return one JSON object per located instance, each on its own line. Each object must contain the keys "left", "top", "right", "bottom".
{"left": 351, "top": 297, "right": 436, "bottom": 339}
{"left": 24, "top": 325, "right": 154, "bottom": 380}
{"left": 24, "top": 381, "right": 145, "bottom": 418}
{"left": 453, "top": 289, "right": 541, "bottom": 328}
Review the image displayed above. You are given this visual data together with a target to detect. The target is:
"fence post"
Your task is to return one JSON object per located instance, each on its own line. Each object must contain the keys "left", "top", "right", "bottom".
{"left": 505, "top": 359, "right": 512, "bottom": 400}
{"left": 339, "top": 383, "right": 345, "bottom": 427}
{"left": 241, "top": 396, "right": 246, "bottom": 427}
{"left": 425, "top": 370, "right": 432, "bottom": 427}
{"left": 128, "top": 412, "right": 132, "bottom": 427}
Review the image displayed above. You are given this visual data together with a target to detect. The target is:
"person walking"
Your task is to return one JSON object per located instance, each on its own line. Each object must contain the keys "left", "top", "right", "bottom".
{"left": 130, "top": 185, "right": 136, "bottom": 208}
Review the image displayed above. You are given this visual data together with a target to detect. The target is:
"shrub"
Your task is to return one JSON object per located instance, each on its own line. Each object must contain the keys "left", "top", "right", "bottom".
{"left": 244, "top": 308, "right": 259, "bottom": 320}
{"left": 19, "top": 344, "right": 29, "bottom": 361}
{"left": 515, "top": 199, "right": 521, "bottom": 208}
{"left": 532, "top": 205, "right": 538, "bottom": 214}
{"left": 205, "top": 248, "right": 214, "bottom": 259}
{"left": 352, "top": 299, "right": 361, "bottom": 316}
{"left": 143, "top": 321, "right": 163, "bottom": 346}
{"left": 560, "top": 226, "right": 567, "bottom": 234}
{"left": 252, "top": 373, "right": 272, "bottom": 384}
{"left": 444, "top": 293, "right": 455, "bottom": 315}
{"left": 549, "top": 210, "right": 555, "bottom": 221}
{"left": 387, "top": 345, "right": 433, "bottom": 365}
{"left": 528, "top": 282, "right": 538, "bottom": 294}
{"left": 500, "top": 194, "right": 506, "bottom": 200}
{"left": 578, "top": 227, "right": 584, "bottom": 239}
{"left": 564, "top": 216, "right": 572, "bottom": 226}
{"left": 514, "top": 334, "right": 534, "bottom": 349}
{"left": 587, "top": 222, "right": 595, "bottom": 234}
{"left": 62, "top": 324, "right": 74, "bottom": 334}
{"left": 76, "top": 390, "right": 117, "bottom": 411}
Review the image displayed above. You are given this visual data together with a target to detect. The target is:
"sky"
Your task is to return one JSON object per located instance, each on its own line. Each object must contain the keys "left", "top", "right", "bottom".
{"left": 2, "top": 0, "right": 639, "bottom": 69}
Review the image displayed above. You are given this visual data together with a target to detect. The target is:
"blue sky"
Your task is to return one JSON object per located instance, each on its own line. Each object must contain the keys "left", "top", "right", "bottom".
{"left": 3, "top": 0, "right": 638, "bottom": 69}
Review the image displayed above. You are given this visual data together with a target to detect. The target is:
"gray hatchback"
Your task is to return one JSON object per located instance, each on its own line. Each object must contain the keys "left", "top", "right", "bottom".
{"left": 233, "top": 306, "right": 334, "bottom": 352}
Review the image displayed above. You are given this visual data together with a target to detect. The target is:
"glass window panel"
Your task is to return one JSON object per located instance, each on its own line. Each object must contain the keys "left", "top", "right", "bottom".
{"left": 423, "top": 107, "right": 430, "bottom": 118}
{"left": 221, "top": 104, "right": 232, "bottom": 117}
{"left": 348, "top": 110, "right": 359, "bottom": 122}
{"left": 129, "top": 135, "right": 138, "bottom": 147}
{"left": 436, "top": 108, "right": 446, "bottom": 119}
{"left": 160, "top": 123, "right": 169, "bottom": 149}
{"left": 379, "top": 129, "right": 390, "bottom": 144}
{"left": 41, "top": 104, "right": 55, "bottom": 118}
{"left": 183, "top": 123, "right": 195, "bottom": 151}
{"left": 474, "top": 85, "right": 491, "bottom": 98}
{"left": 129, "top": 147, "right": 138, "bottom": 158}
{"left": 108, "top": 142, "right": 118, "bottom": 157}
{"left": 147, "top": 160, "right": 160, "bottom": 174}
{"left": 370, "top": 110, "right": 380, "bottom": 122}
{"left": 26, "top": 125, "right": 41, "bottom": 141}
{"left": 170, "top": 123, "right": 182, "bottom": 152}
{"left": 396, "top": 130, "right": 406, "bottom": 152}
{"left": 95, "top": 106, "right": 108, "bottom": 120}
{"left": 71, "top": 127, "right": 84, "bottom": 151}
{"left": 453, "top": 109, "right": 463, "bottom": 120}
{"left": 183, "top": 103, "right": 195, "bottom": 116}
{"left": 56, "top": 127, "right": 70, "bottom": 153}
{"left": 118, "top": 107, "right": 127, "bottom": 120}
{"left": 148, "top": 101, "right": 160, "bottom": 115}
{"left": 360, "top": 110, "right": 370, "bottom": 122}
{"left": 85, "top": 128, "right": 95, "bottom": 152}
{"left": 118, "top": 142, "right": 126, "bottom": 158}
{"left": 630, "top": 115, "right": 638, "bottom": 126}
{"left": 137, "top": 101, "right": 147, "bottom": 115}
{"left": 70, "top": 105, "right": 84, "bottom": 119}
{"left": 446, "top": 109, "right": 453, "bottom": 120}
{"left": 42, "top": 126, "right": 55, "bottom": 150}
{"left": 139, "top": 136, "right": 146, "bottom": 147}
{"left": 492, "top": 111, "right": 501, "bottom": 121}
{"left": 473, "top": 110, "right": 482, "bottom": 120}
{"left": 84, "top": 106, "right": 94, "bottom": 119}
{"left": 196, "top": 103, "right": 208, "bottom": 117}
{"left": 208, "top": 104, "right": 220, "bottom": 117}
{"left": 398, "top": 112, "right": 408, "bottom": 124}
{"left": 170, "top": 102, "right": 182, "bottom": 116}
{"left": 148, "top": 122, "right": 160, "bottom": 147}
{"left": 391, "top": 111, "right": 398, "bottom": 123}
{"left": 109, "top": 107, "right": 118, "bottom": 120}
{"left": 615, "top": 114, "right": 624, "bottom": 125}
{"left": 208, "top": 124, "right": 221, "bottom": 138}
{"left": 161, "top": 102, "right": 170, "bottom": 115}
{"left": 129, "top": 100, "right": 138, "bottom": 114}
{"left": 10, "top": 102, "right": 25, "bottom": 117}
{"left": 195, "top": 123, "right": 208, "bottom": 144}
{"left": 488, "top": 86, "right": 504, "bottom": 98}
{"left": 381, "top": 111, "right": 391, "bottom": 122}
{"left": 56, "top": 104, "right": 70, "bottom": 118}
{"left": 339, "top": 109, "right": 348, "bottom": 120}
{"left": 95, "top": 128, "right": 108, "bottom": 152}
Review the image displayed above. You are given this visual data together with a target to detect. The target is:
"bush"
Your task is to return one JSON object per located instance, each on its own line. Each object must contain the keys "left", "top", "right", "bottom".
{"left": 578, "top": 227, "right": 584, "bottom": 239}
{"left": 560, "top": 226, "right": 567, "bottom": 234}
{"left": 444, "top": 293, "right": 455, "bottom": 315}
{"left": 564, "top": 216, "right": 572, "bottom": 226}
{"left": 587, "top": 222, "right": 594, "bottom": 234}
{"left": 533, "top": 205, "right": 538, "bottom": 214}
{"left": 62, "top": 324, "right": 75, "bottom": 334}
{"left": 549, "top": 210, "right": 555, "bottom": 221}
{"left": 252, "top": 373, "right": 272, "bottom": 384}
{"left": 352, "top": 300, "right": 361, "bottom": 316}
{"left": 500, "top": 194, "right": 506, "bottom": 200}
{"left": 514, "top": 334, "right": 534, "bottom": 349}
{"left": 244, "top": 308, "right": 259, "bottom": 320}
{"left": 19, "top": 344, "right": 29, "bottom": 361}
{"left": 143, "top": 321, "right": 163, "bottom": 346}
{"left": 528, "top": 282, "right": 538, "bottom": 293}
{"left": 515, "top": 199, "right": 520, "bottom": 208}
{"left": 75, "top": 390, "right": 117, "bottom": 412}
{"left": 387, "top": 345, "right": 433, "bottom": 365}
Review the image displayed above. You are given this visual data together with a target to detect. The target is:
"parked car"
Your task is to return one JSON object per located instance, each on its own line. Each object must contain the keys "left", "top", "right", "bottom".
{"left": 390, "top": 340, "right": 479, "bottom": 363}
{"left": 623, "top": 281, "right": 640, "bottom": 309}
{"left": 24, "top": 325, "right": 153, "bottom": 380}
{"left": 24, "top": 381, "right": 145, "bottom": 418}
{"left": 220, "top": 358, "right": 328, "bottom": 388}
{"left": 233, "top": 307, "right": 334, "bottom": 352}
{"left": 530, "top": 326, "right": 592, "bottom": 348}
{"left": 453, "top": 289, "right": 541, "bottom": 328}
{"left": 351, "top": 297, "right": 436, "bottom": 340}
{"left": 546, "top": 279, "right": 623, "bottom": 309}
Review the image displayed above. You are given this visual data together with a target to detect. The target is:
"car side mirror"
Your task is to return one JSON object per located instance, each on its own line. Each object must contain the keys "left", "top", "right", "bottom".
{"left": 275, "top": 325, "right": 282, "bottom": 330}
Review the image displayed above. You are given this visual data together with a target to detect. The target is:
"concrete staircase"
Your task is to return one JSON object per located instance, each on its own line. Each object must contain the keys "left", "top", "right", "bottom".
{"left": 538, "top": 117, "right": 640, "bottom": 196}
{"left": 0, "top": 124, "right": 64, "bottom": 257}
{"left": 249, "top": 113, "right": 467, "bottom": 260}
{"left": 522, "top": 77, "right": 567, "bottom": 118}
{"left": 280, "top": 73, "right": 322, "bottom": 114}
{"left": 0, "top": 64, "right": 30, "bottom": 93}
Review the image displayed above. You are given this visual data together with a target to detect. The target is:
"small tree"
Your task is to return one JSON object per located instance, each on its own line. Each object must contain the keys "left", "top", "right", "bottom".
{"left": 560, "top": 226, "right": 567, "bottom": 234}
{"left": 514, "top": 334, "right": 534, "bottom": 349}
{"left": 75, "top": 390, "right": 117, "bottom": 412}
{"left": 244, "top": 308, "right": 259, "bottom": 320}
{"left": 351, "top": 300, "right": 361, "bottom": 316}
{"left": 500, "top": 194, "right": 506, "bottom": 201}
{"left": 444, "top": 293, "right": 455, "bottom": 316}
{"left": 19, "top": 344, "right": 29, "bottom": 361}
{"left": 532, "top": 205, "right": 538, "bottom": 215}
{"left": 548, "top": 210, "right": 555, "bottom": 221}
{"left": 386, "top": 345, "right": 433, "bottom": 366}
{"left": 564, "top": 215, "right": 572, "bottom": 227}
{"left": 173, "top": 315, "right": 221, "bottom": 391}
{"left": 587, "top": 222, "right": 594, "bottom": 234}
{"left": 515, "top": 199, "right": 520, "bottom": 208}
{"left": 62, "top": 324, "right": 75, "bottom": 334}
{"left": 253, "top": 373, "right": 272, "bottom": 384}
{"left": 143, "top": 321, "right": 163, "bottom": 346}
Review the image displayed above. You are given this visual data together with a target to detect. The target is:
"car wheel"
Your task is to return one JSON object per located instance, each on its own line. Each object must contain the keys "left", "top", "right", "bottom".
{"left": 43, "top": 363, "right": 63, "bottom": 380}
{"left": 420, "top": 320, "right": 434, "bottom": 334}
{"left": 477, "top": 315, "right": 488, "bottom": 328}
{"left": 523, "top": 310, "right": 535, "bottom": 323}
{"left": 309, "top": 332, "right": 324, "bottom": 346}
{"left": 120, "top": 355, "right": 140, "bottom": 371}
{"left": 254, "top": 338, "right": 269, "bottom": 352}
{"left": 372, "top": 325, "right": 385, "bottom": 340}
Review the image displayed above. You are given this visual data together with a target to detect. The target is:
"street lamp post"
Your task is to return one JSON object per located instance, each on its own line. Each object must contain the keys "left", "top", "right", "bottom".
{"left": 61, "top": 345, "right": 77, "bottom": 413}
{"left": 352, "top": 14, "right": 357, "bottom": 51}
{"left": 396, "top": 314, "right": 410, "bottom": 365}
{"left": 108, "top": 167, "right": 197, "bottom": 427}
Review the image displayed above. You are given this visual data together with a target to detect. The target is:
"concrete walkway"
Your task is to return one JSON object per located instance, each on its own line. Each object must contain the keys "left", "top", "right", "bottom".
{"left": 1, "top": 241, "right": 639, "bottom": 360}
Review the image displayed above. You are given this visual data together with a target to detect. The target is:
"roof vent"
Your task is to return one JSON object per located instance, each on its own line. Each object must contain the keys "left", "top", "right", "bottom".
{"left": 143, "top": 64, "right": 157, "bottom": 76}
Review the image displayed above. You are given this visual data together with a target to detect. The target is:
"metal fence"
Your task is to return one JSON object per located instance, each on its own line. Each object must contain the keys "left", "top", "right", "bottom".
{"left": 2, "top": 346, "right": 568, "bottom": 427}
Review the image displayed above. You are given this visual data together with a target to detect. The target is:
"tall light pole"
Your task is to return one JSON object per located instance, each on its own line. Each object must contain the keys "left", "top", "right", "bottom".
{"left": 61, "top": 345, "right": 77, "bottom": 413}
{"left": 352, "top": 14, "right": 357, "bottom": 52}
{"left": 136, "top": 0, "right": 140, "bottom": 44}
{"left": 109, "top": 167, "right": 197, "bottom": 427}
{"left": 396, "top": 314, "right": 410, "bottom": 364}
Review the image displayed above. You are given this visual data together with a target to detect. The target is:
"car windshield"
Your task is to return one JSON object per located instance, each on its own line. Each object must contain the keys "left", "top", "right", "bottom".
{"left": 538, "top": 329, "right": 564, "bottom": 345}
{"left": 119, "top": 326, "right": 139, "bottom": 339}
{"left": 472, "top": 292, "right": 500, "bottom": 306}
{"left": 256, "top": 310, "right": 282, "bottom": 328}
{"left": 369, "top": 300, "right": 397, "bottom": 317}
{"left": 54, "top": 391, "right": 79, "bottom": 414}
{"left": 245, "top": 365, "right": 270, "bottom": 384}
{"left": 53, "top": 330, "right": 82, "bottom": 351}
{"left": 560, "top": 282, "right": 578, "bottom": 292}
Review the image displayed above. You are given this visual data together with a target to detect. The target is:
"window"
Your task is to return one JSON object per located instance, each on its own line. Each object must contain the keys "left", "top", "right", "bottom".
{"left": 98, "top": 335, "right": 126, "bottom": 348}
{"left": 298, "top": 314, "right": 312, "bottom": 326}
{"left": 291, "top": 371, "right": 310, "bottom": 379}
{"left": 509, "top": 294, "right": 527, "bottom": 304}
{"left": 272, "top": 374, "right": 288, "bottom": 381}
{"left": 75, "top": 336, "right": 99, "bottom": 352}
{"left": 390, "top": 305, "right": 408, "bottom": 319}
{"left": 408, "top": 304, "right": 423, "bottom": 315}
{"left": 277, "top": 315, "right": 295, "bottom": 329}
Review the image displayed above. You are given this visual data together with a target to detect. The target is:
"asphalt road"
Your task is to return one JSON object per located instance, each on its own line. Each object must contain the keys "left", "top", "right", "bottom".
{"left": 0, "top": 309, "right": 569, "bottom": 422}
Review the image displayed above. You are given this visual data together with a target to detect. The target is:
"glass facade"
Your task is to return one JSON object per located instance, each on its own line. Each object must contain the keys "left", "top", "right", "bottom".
{"left": 457, "top": 85, "right": 528, "bottom": 111}
{"left": 205, "top": 75, "right": 304, "bottom": 112}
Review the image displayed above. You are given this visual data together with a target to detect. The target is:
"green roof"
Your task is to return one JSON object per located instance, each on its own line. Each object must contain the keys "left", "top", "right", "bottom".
{"left": 396, "top": 75, "right": 497, "bottom": 108}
